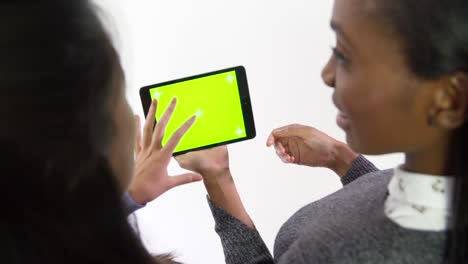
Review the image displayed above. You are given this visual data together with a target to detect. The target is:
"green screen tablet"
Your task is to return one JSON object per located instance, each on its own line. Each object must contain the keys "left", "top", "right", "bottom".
{"left": 140, "top": 66, "right": 256, "bottom": 155}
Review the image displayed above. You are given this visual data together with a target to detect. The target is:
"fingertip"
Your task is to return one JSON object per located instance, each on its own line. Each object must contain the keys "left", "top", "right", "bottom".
{"left": 185, "top": 115, "right": 196, "bottom": 127}
{"left": 266, "top": 135, "right": 274, "bottom": 147}
{"left": 278, "top": 148, "right": 285, "bottom": 156}
{"left": 194, "top": 174, "right": 203, "bottom": 181}
{"left": 185, "top": 173, "right": 203, "bottom": 184}
{"left": 276, "top": 142, "right": 285, "bottom": 153}
{"left": 168, "top": 98, "right": 177, "bottom": 111}
{"left": 149, "top": 99, "right": 157, "bottom": 115}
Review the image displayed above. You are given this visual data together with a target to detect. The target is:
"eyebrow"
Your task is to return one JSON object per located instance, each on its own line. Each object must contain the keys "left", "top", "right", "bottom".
{"left": 330, "top": 20, "right": 354, "bottom": 50}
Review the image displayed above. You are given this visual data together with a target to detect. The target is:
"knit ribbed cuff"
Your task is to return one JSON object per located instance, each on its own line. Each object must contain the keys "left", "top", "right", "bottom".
{"left": 207, "top": 196, "right": 274, "bottom": 264}
{"left": 341, "top": 155, "right": 379, "bottom": 186}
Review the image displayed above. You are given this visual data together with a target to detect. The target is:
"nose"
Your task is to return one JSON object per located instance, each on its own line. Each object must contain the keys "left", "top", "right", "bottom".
{"left": 321, "top": 55, "right": 336, "bottom": 88}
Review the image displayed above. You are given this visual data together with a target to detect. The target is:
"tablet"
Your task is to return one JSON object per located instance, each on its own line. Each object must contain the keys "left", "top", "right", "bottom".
{"left": 139, "top": 66, "right": 256, "bottom": 155}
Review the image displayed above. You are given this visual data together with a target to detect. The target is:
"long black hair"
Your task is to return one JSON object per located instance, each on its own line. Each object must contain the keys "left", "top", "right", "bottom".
{"left": 0, "top": 1, "right": 175, "bottom": 263}
{"left": 374, "top": 0, "right": 468, "bottom": 262}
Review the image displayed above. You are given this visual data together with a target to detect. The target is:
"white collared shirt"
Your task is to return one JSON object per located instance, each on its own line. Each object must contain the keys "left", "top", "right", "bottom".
{"left": 384, "top": 166, "right": 455, "bottom": 231}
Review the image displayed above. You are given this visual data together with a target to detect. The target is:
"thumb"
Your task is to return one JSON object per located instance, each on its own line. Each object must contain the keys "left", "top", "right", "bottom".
{"left": 169, "top": 173, "right": 203, "bottom": 188}
{"left": 272, "top": 124, "right": 306, "bottom": 139}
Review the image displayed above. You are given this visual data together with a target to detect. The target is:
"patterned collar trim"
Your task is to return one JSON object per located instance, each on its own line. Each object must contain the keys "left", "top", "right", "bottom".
{"left": 390, "top": 166, "right": 454, "bottom": 209}
{"left": 384, "top": 166, "right": 455, "bottom": 231}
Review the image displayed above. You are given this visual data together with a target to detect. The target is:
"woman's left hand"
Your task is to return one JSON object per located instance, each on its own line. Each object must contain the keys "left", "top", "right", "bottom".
{"left": 128, "top": 98, "right": 202, "bottom": 205}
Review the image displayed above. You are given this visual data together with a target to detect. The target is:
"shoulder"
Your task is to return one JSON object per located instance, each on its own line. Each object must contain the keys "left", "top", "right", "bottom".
{"left": 343, "top": 168, "right": 394, "bottom": 194}
{"left": 317, "top": 168, "right": 394, "bottom": 208}
{"left": 275, "top": 169, "right": 446, "bottom": 263}
{"left": 274, "top": 169, "right": 394, "bottom": 260}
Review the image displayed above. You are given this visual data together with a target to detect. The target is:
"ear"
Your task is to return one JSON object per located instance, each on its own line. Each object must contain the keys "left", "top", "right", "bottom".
{"left": 428, "top": 73, "right": 468, "bottom": 129}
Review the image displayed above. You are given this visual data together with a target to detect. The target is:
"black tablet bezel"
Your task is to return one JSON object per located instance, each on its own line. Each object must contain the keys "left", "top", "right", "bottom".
{"left": 139, "top": 65, "right": 256, "bottom": 155}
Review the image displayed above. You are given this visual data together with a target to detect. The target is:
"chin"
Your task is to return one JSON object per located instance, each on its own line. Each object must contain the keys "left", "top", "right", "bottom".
{"left": 346, "top": 133, "right": 391, "bottom": 156}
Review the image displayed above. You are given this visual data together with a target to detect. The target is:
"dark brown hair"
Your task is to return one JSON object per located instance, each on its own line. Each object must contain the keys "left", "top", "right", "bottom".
{"left": 0, "top": 1, "right": 177, "bottom": 263}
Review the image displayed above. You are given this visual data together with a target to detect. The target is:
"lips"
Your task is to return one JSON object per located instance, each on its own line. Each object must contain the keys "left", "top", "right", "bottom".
{"left": 336, "top": 111, "right": 351, "bottom": 130}
{"left": 332, "top": 94, "right": 351, "bottom": 130}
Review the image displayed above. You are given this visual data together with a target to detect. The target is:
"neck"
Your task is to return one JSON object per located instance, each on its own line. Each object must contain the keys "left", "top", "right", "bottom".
{"left": 404, "top": 137, "right": 451, "bottom": 176}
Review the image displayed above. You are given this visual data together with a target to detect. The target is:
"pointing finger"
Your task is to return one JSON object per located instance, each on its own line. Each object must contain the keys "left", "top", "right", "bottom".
{"left": 143, "top": 99, "right": 157, "bottom": 148}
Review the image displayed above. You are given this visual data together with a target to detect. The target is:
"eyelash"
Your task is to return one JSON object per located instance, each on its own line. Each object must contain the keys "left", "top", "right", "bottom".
{"left": 332, "top": 47, "right": 349, "bottom": 64}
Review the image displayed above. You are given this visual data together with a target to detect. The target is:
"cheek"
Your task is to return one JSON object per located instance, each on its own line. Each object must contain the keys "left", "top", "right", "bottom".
{"left": 346, "top": 93, "right": 398, "bottom": 153}
{"left": 123, "top": 103, "right": 136, "bottom": 156}
{"left": 336, "top": 70, "right": 415, "bottom": 154}
{"left": 121, "top": 102, "right": 136, "bottom": 185}
{"left": 110, "top": 100, "right": 136, "bottom": 191}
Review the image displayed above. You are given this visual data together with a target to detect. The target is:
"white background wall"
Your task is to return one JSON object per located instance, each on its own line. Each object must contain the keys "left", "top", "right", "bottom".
{"left": 95, "top": 1, "right": 403, "bottom": 263}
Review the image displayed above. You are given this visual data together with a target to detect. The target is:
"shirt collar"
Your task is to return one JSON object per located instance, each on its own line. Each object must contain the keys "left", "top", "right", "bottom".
{"left": 389, "top": 166, "right": 455, "bottom": 210}
{"left": 384, "top": 166, "right": 455, "bottom": 231}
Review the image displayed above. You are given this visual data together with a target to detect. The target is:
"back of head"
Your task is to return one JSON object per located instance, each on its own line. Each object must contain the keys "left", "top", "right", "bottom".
{"left": 0, "top": 1, "right": 174, "bottom": 263}
{"left": 1, "top": 0, "right": 115, "bottom": 204}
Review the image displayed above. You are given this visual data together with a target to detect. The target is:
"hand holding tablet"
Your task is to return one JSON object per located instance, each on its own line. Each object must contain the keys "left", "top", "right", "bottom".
{"left": 140, "top": 66, "right": 256, "bottom": 155}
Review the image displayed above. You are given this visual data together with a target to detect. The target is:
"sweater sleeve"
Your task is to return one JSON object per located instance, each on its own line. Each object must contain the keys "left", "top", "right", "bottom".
{"left": 340, "top": 155, "right": 379, "bottom": 186}
{"left": 207, "top": 197, "right": 274, "bottom": 264}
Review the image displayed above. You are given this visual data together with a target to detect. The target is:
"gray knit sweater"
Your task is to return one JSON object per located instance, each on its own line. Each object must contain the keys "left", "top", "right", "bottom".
{"left": 207, "top": 156, "right": 448, "bottom": 263}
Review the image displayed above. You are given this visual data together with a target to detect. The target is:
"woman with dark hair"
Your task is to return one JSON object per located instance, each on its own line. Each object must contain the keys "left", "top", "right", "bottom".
{"left": 1, "top": 1, "right": 200, "bottom": 263}
{"left": 175, "top": 0, "right": 468, "bottom": 263}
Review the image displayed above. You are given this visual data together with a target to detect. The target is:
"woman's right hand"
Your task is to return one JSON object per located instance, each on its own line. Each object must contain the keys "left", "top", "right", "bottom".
{"left": 266, "top": 124, "right": 359, "bottom": 176}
